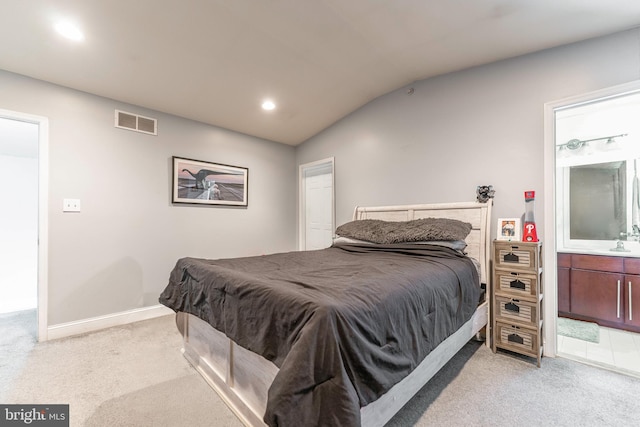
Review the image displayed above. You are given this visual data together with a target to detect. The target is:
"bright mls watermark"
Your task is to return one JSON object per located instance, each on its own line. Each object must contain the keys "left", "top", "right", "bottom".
{"left": 1, "top": 405, "right": 68, "bottom": 426}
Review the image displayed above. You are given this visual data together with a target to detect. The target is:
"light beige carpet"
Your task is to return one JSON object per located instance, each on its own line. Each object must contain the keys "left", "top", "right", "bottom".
{"left": 0, "top": 309, "right": 37, "bottom": 400}
{"left": 2, "top": 314, "right": 240, "bottom": 427}
{"left": 84, "top": 374, "right": 240, "bottom": 427}
{"left": 3, "top": 313, "right": 640, "bottom": 426}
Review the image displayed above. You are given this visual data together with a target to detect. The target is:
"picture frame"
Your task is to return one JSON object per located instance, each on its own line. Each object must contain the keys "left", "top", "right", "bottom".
{"left": 497, "top": 218, "right": 521, "bottom": 241}
{"left": 172, "top": 156, "right": 248, "bottom": 207}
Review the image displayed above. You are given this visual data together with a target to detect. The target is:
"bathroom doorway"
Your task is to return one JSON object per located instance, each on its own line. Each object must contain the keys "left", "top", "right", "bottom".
{"left": 546, "top": 84, "right": 640, "bottom": 377}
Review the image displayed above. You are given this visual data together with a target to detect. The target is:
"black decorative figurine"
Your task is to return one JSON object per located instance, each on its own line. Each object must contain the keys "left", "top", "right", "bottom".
{"left": 476, "top": 185, "right": 495, "bottom": 203}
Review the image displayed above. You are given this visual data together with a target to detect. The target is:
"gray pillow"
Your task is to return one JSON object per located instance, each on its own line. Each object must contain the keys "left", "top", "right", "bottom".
{"left": 335, "top": 217, "right": 472, "bottom": 244}
{"left": 332, "top": 236, "right": 468, "bottom": 251}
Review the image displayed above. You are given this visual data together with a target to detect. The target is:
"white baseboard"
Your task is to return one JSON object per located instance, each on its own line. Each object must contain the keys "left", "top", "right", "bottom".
{"left": 46, "top": 304, "right": 174, "bottom": 341}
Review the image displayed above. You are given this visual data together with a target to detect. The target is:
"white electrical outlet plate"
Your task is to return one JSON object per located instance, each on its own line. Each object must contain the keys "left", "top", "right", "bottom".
{"left": 63, "top": 198, "right": 81, "bottom": 212}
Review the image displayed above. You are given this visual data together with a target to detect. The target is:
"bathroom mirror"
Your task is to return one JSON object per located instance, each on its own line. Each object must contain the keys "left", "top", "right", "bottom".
{"left": 568, "top": 161, "right": 626, "bottom": 240}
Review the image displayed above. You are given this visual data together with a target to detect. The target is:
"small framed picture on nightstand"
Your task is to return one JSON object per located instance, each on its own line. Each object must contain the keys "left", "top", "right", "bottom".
{"left": 497, "top": 218, "right": 521, "bottom": 241}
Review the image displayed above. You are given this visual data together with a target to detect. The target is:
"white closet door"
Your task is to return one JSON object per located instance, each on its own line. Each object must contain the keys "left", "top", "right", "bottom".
{"left": 305, "top": 171, "right": 333, "bottom": 250}
{"left": 300, "top": 159, "right": 334, "bottom": 251}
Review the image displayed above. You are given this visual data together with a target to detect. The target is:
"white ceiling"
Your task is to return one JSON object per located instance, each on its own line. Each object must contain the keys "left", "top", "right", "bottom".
{"left": 1, "top": 1, "right": 640, "bottom": 146}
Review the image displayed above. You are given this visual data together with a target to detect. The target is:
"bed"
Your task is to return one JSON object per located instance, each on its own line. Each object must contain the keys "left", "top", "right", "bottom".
{"left": 160, "top": 201, "right": 492, "bottom": 427}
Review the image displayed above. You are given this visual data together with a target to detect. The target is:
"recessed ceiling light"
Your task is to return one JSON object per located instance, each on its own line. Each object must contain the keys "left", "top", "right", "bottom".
{"left": 54, "top": 21, "right": 84, "bottom": 41}
{"left": 261, "top": 100, "right": 276, "bottom": 111}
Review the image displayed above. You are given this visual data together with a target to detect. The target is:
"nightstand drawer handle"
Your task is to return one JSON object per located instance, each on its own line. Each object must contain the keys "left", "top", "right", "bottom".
{"left": 504, "top": 252, "right": 519, "bottom": 263}
{"left": 510, "top": 279, "right": 526, "bottom": 290}
{"left": 508, "top": 333, "right": 524, "bottom": 344}
{"left": 505, "top": 302, "right": 520, "bottom": 313}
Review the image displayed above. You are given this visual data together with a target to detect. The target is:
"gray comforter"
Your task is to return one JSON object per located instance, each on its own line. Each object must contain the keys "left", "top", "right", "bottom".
{"left": 159, "top": 243, "right": 479, "bottom": 427}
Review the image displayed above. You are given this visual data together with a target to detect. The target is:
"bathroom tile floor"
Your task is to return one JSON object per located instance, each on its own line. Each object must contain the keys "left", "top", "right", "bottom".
{"left": 558, "top": 325, "right": 640, "bottom": 378}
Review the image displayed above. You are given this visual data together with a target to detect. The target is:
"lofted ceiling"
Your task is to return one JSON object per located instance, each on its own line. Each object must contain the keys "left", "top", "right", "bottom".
{"left": 1, "top": 1, "right": 640, "bottom": 146}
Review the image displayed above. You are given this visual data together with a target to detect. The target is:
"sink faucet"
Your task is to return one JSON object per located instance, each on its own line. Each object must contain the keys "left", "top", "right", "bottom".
{"left": 611, "top": 240, "right": 631, "bottom": 252}
{"left": 620, "top": 230, "right": 640, "bottom": 242}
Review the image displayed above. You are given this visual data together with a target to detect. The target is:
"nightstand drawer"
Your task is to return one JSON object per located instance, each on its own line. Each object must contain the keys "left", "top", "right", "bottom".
{"left": 495, "top": 270, "right": 539, "bottom": 299}
{"left": 494, "top": 243, "right": 540, "bottom": 271}
{"left": 495, "top": 296, "right": 538, "bottom": 326}
{"left": 495, "top": 322, "right": 539, "bottom": 354}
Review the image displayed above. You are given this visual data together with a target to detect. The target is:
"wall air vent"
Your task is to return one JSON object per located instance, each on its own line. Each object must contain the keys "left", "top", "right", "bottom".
{"left": 115, "top": 110, "right": 157, "bottom": 135}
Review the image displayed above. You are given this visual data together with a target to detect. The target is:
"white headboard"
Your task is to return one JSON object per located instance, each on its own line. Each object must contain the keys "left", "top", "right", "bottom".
{"left": 352, "top": 201, "right": 493, "bottom": 285}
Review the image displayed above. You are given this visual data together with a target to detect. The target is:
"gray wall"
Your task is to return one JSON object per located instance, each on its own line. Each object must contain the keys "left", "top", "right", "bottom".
{"left": 0, "top": 70, "right": 297, "bottom": 325}
{"left": 3, "top": 27, "right": 640, "bottom": 326}
{"left": 297, "top": 28, "right": 640, "bottom": 235}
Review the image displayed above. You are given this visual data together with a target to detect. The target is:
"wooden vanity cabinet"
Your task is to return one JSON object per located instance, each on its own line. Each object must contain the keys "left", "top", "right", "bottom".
{"left": 558, "top": 253, "right": 640, "bottom": 332}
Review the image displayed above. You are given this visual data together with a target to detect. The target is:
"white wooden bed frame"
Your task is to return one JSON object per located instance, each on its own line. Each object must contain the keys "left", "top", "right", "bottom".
{"left": 176, "top": 201, "right": 492, "bottom": 427}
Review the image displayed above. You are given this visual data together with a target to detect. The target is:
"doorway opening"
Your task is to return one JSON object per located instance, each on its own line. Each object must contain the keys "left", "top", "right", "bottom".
{"left": 299, "top": 158, "right": 334, "bottom": 251}
{"left": 544, "top": 82, "right": 640, "bottom": 377}
{"left": 0, "top": 110, "right": 49, "bottom": 342}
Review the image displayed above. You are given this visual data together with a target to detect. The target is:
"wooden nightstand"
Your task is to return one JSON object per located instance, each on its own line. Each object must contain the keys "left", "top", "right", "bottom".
{"left": 492, "top": 240, "right": 543, "bottom": 367}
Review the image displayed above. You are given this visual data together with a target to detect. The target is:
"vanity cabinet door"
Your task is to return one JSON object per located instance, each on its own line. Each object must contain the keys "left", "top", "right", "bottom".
{"left": 558, "top": 267, "right": 571, "bottom": 314}
{"left": 571, "top": 269, "right": 623, "bottom": 323}
{"left": 557, "top": 254, "right": 571, "bottom": 314}
{"left": 624, "top": 276, "right": 640, "bottom": 328}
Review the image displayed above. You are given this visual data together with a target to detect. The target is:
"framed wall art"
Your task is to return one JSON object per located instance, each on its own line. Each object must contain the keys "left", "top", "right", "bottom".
{"left": 172, "top": 156, "right": 248, "bottom": 206}
{"left": 497, "top": 218, "right": 521, "bottom": 241}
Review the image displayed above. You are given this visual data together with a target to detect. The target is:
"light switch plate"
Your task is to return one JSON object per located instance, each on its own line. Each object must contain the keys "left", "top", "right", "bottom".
{"left": 63, "top": 198, "right": 81, "bottom": 212}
